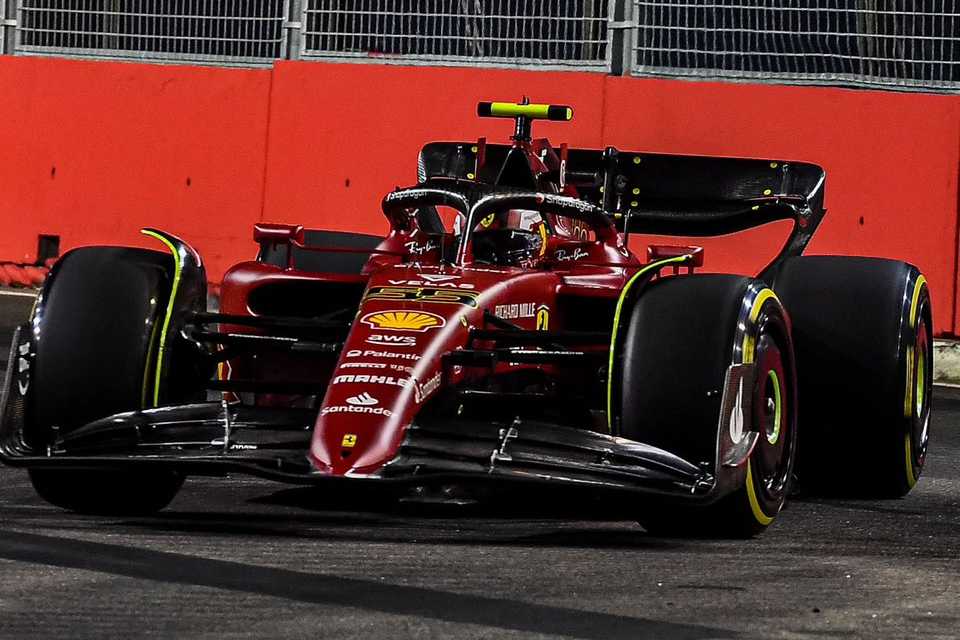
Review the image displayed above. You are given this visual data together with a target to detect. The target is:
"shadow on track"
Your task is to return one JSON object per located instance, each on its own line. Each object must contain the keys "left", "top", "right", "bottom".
{"left": 0, "top": 528, "right": 734, "bottom": 640}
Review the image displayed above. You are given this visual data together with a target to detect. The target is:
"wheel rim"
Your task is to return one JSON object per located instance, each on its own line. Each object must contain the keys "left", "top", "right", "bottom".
{"left": 765, "top": 370, "right": 782, "bottom": 445}
{"left": 751, "top": 329, "right": 794, "bottom": 504}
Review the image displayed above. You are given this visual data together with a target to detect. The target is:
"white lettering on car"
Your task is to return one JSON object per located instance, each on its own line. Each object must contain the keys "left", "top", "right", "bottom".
{"left": 366, "top": 334, "right": 416, "bottom": 347}
{"left": 494, "top": 303, "right": 539, "bottom": 320}
{"left": 344, "top": 349, "right": 421, "bottom": 361}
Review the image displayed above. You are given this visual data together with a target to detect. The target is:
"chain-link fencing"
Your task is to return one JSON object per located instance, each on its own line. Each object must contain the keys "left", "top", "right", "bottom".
{"left": 3, "top": 2, "right": 959, "bottom": 92}
{"left": 15, "top": 1, "right": 289, "bottom": 66}
{"left": 629, "top": 1, "right": 960, "bottom": 91}
{"left": 300, "top": 0, "right": 611, "bottom": 70}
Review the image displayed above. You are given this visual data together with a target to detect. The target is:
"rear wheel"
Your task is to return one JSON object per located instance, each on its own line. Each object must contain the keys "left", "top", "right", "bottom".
{"left": 775, "top": 256, "right": 931, "bottom": 497}
{"left": 25, "top": 246, "right": 188, "bottom": 514}
{"left": 616, "top": 275, "right": 798, "bottom": 537}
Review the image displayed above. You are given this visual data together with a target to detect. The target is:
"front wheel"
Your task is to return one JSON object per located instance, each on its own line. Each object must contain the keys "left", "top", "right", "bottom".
{"left": 29, "top": 469, "right": 184, "bottom": 516}
{"left": 615, "top": 275, "right": 798, "bottom": 537}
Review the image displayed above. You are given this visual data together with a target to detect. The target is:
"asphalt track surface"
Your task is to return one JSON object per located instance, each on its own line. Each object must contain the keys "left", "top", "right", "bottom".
{"left": 0, "top": 289, "right": 957, "bottom": 640}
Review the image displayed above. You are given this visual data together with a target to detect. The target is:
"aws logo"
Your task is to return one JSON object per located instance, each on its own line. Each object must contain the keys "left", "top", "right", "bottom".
{"left": 366, "top": 334, "right": 416, "bottom": 347}
{"left": 364, "top": 286, "right": 479, "bottom": 308}
{"left": 361, "top": 310, "right": 445, "bottom": 332}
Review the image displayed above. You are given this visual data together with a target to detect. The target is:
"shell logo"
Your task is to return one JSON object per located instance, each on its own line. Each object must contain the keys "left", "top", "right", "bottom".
{"left": 360, "top": 310, "right": 446, "bottom": 332}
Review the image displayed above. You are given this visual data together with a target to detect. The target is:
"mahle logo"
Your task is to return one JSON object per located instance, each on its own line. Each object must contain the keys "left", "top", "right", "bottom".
{"left": 361, "top": 310, "right": 445, "bottom": 332}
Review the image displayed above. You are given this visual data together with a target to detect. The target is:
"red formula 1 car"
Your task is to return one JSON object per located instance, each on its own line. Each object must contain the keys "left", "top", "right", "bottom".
{"left": 1, "top": 101, "right": 933, "bottom": 536}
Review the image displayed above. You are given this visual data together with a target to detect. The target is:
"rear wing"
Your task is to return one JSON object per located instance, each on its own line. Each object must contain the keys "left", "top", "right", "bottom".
{"left": 417, "top": 142, "right": 825, "bottom": 234}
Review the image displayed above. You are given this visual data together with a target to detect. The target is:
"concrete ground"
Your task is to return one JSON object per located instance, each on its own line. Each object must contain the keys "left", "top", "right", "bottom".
{"left": 0, "top": 288, "right": 957, "bottom": 639}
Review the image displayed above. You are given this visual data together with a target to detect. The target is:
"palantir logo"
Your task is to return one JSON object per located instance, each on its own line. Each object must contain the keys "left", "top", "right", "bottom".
{"left": 347, "top": 392, "right": 378, "bottom": 407}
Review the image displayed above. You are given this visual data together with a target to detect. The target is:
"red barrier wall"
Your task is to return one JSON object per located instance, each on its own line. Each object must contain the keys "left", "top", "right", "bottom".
{"left": 261, "top": 62, "right": 607, "bottom": 236}
{"left": 0, "top": 56, "right": 958, "bottom": 333}
{"left": 0, "top": 57, "right": 272, "bottom": 278}
{"left": 601, "top": 77, "right": 960, "bottom": 333}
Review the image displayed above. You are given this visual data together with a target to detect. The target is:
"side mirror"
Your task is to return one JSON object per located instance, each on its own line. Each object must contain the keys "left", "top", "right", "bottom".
{"left": 254, "top": 223, "right": 305, "bottom": 269}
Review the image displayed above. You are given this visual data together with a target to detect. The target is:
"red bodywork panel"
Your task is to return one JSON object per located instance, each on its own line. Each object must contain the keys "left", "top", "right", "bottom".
{"left": 221, "top": 221, "right": 647, "bottom": 477}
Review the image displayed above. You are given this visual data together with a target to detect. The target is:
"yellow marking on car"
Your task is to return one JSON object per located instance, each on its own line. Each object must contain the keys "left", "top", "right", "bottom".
{"left": 140, "top": 310, "right": 162, "bottom": 408}
{"left": 904, "top": 275, "right": 927, "bottom": 417}
{"left": 536, "top": 307, "right": 550, "bottom": 331}
{"left": 606, "top": 255, "right": 692, "bottom": 432}
{"left": 909, "top": 275, "right": 926, "bottom": 328}
{"left": 905, "top": 433, "right": 918, "bottom": 488}
{"left": 362, "top": 310, "right": 445, "bottom": 331}
{"left": 746, "top": 461, "right": 775, "bottom": 526}
{"left": 486, "top": 102, "right": 572, "bottom": 120}
{"left": 741, "top": 289, "right": 780, "bottom": 365}
{"left": 342, "top": 434, "right": 358, "bottom": 448}
{"left": 141, "top": 229, "right": 181, "bottom": 407}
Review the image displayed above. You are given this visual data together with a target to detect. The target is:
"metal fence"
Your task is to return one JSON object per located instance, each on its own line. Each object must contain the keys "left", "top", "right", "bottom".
{"left": 300, "top": 0, "right": 611, "bottom": 69}
{"left": 629, "top": 1, "right": 960, "bottom": 91}
{"left": 2, "top": 2, "right": 959, "bottom": 92}
{"left": 14, "top": 1, "right": 288, "bottom": 65}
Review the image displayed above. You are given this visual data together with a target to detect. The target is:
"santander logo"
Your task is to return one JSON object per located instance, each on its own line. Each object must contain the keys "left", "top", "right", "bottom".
{"left": 346, "top": 392, "right": 378, "bottom": 406}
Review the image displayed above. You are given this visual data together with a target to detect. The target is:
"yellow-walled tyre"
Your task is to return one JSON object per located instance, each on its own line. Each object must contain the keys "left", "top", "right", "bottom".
{"left": 616, "top": 275, "right": 798, "bottom": 537}
{"left": 774, "top": 256, "right": 932, "bottom": 498}
{"left": 22, "top": 246, "right": 190, "bottom": 514}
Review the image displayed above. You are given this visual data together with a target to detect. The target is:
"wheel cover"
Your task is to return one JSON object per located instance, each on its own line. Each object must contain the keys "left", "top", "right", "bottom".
{"left": 765, "top": 369, "right": 782, "bottom": 445}
{"left": 751, "top": 329, "right": 794, "bottom": 507}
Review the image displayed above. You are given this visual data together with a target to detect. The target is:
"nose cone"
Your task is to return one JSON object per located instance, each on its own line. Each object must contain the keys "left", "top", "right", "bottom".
{"left": 309, "top": 376, "right": 418, "bottom": 475}
{"left": 308, "top": 265, "right": 522, "bottom": 476}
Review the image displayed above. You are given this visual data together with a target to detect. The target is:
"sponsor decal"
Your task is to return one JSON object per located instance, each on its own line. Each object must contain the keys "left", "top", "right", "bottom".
{"left": 347, "top": 392, "right": 378, "bottom": 406}
{"left": 385, "top": 188, "right": 432, "bottom": 203}
{"left": 333, "top": 374, "right": 410, "bottom": 388}
{"left": 322, "top": 404, "right": 393, "bottom": 417}
{"left": 494, "top": 302, "right": 540, "bottom": 320}
{"left": 339, "top": 362, "right": 387, "bottom": 370}
{"left": 388, "top": 279, "right": 475, "bottom": 289}
{"left": 414, "top": 371, "right": 442, "bottom": 404}
{"left": 543, "top": 193, "right": 596, "bottom": 213}
{"left": 554, "top": 247, "right": 589, "bottom": 262}
{"left": 361, "top": 310, "right": 445, "bottom": 332}
{"left": 420, "top": 274, "right": 461, "bottom": 283}
{"left": 479, "top": 212, "right": 496, "bottom": 228}
{"left": 389, "top": 363, "right": 414, "bottom": 374}
{"left": 341, "top": 434, "right": 358, "bottom": 448}
{"left": 333, "top": 374, "right": 442, "bottom": 404}
{"left": 536, "top": 305, "right": 550, "bottom": 331}
{"left": 404, "top": 240, "right": 439, "bottom": 256}
{"left": 366, "top": 334, "right": 416, "bottom": 347}
{"left": 345, "top": 349, "right": 421, "bottom": 361}
{"left": 364, "top": 286, "right": 479, "bottom": 308}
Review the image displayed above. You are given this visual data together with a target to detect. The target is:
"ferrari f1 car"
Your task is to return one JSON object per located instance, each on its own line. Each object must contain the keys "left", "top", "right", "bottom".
{"left": 0, "top": 101, "right": 932, "bottom": 536}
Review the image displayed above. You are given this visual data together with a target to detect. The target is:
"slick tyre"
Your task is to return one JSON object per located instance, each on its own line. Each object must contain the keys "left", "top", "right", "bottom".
{"left": 774, "top": 256, "right": 932, "bottom": 498}
{"left": 616, "top": 275, "right": 798, "bottom": 538}
{"left": 29, "top": 468, "right": 184, "bottom": 516}
{"left": 26, "top": 246, "right": 185, "bottom": 514}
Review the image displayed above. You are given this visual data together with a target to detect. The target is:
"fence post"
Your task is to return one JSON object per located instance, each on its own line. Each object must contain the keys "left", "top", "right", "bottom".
{"left": 609, "top": 0, "right": 633, "bottom": 76}
{"left": 285, "top": 0, "right": 303, "bottom": 60}
{"left": 1, "top": 0, "right": 14, "bottom": 54}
